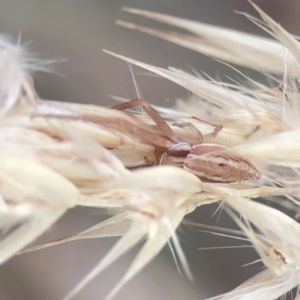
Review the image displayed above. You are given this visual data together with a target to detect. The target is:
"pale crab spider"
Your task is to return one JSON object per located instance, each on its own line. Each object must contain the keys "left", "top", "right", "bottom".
{"left": 113, "top": 99, "right": 261, "bottom": 183}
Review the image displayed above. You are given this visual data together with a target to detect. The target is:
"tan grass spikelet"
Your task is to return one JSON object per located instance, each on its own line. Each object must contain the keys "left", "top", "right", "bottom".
{"left": 56, "top": 166, "right": 205, "bottom": 300}
{"left": 118, "top": 4, "right": 299, "bottom": 75}
{"left": 103, "top": 3, "right": 300, "bottom": 299}
{"left": 206, "top": 196, "right": 300, "bottom": 300}
{"left": 2, "top": 1, "right": 300, "bottom": 300}
{"left": 0, "top": 35, "right": 84, "bottom": 264}
{"left": 0, "top": 153, "right": 80, "bottom": 263}
{"left": 103, "top": 51, "right": 287, "bottom": 138}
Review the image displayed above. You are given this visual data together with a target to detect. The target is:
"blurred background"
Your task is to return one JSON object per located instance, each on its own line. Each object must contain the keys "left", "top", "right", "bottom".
{"left": 0, "top": 0, "right": 299, "bottom": 299}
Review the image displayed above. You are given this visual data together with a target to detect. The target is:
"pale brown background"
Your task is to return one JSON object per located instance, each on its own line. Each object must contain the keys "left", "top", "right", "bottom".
{"left": 0, "top": 1, "right": 299, "bottom": 299}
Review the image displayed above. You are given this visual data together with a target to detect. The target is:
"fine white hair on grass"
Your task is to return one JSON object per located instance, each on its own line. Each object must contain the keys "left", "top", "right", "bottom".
{"left": 2, "top": 1, "right": 300, "bottom": 300}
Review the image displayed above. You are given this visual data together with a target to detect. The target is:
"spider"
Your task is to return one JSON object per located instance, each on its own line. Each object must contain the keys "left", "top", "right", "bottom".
{"left": 112, "top": 99, "right": 261, "bottom": 183}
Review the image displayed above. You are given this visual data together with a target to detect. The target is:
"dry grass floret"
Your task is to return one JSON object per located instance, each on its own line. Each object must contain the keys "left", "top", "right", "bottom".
{"left": 1, "top": 1, "right": 300, "bottom": 299}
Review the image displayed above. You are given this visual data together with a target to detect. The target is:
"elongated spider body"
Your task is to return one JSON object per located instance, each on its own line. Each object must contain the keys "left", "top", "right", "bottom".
{"left": 184, "top": 144, "right": 261, "bottom": 182}
{"left": 112, "top": 99, "right": 261, "bottom": 183}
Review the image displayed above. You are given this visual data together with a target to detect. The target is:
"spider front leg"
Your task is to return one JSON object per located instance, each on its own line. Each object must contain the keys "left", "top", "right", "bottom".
{"left": 172, "top": 122, "right": 203, "bottom": 144}
{"left": 113, "top": 99, "right": 181, "bottom": 144}
{"left": 172, "top": 122, "right": 222, "bottom": 145}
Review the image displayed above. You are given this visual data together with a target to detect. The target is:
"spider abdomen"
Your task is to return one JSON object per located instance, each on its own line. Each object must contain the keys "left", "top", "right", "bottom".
{"left": 183, "top": 144, "right": 261, "bottom": 182}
